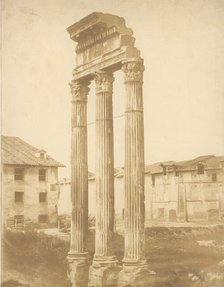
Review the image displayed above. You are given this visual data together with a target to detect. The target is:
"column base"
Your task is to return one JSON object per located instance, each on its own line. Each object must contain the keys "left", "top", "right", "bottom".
{"left": 88, "top": 256, "right": 121, "bottom": 287}
{"left": 118, "top": 260, "right": 156, "bottom": 287}
{"left": 67, "top": 252, "right": 89, "bottom": 287}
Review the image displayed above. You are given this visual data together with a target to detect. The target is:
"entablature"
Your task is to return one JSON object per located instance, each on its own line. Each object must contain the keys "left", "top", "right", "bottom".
{"left": 67, "top": 12, "right": 133, "bottom": 42}
{"left": 73, "top": 46, "right": 141, "bottom": 81}
{"left": 67, "top": 12, "right": 142, "bottom": 81}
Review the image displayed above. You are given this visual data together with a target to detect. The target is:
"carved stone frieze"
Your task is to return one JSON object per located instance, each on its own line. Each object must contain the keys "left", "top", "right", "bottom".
{"left": 122, "top": 59, "right": 145, "bottom": 82}
{"left": 70, "top": 79, "right": 90, "bottom": 102}
{"left": 94, "top": 71, "right": 114, "bottom": 94}
{"left": 76, "top": 26, "right": 118, "bottom": 53}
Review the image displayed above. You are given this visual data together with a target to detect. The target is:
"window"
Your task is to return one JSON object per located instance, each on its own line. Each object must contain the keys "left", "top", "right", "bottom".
{"left": 14, "top": 168, "right": 24, "bottom": 180}
{"left": 197, "top": 164, "right": 204, "bottom": 175}
{"left": 151, "top": 175, "right": 155, "bottom": 186}
{"left": 39, "top": 193, "right": 47, "bottom": 203}
{"left": 212, "top": 173, "right": 217, "bottom": 182}
{"left": 50, "top": 184, "right": 56, "bottom": 191}
{"left": 40, "top": 152, "right": 45, "bottom": 159}
{"left": 38, "top": 214, "right": 48, "bottom": 223}
{"left": 15, "top": 192, "right": 24, "bottom": 203}
{"left": 39, "top": 169, "right": 46, "bottom": 181}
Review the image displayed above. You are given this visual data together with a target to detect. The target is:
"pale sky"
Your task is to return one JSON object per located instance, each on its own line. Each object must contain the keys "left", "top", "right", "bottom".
{"left": 2, "top": 0, "right": 224, "bottom": 178}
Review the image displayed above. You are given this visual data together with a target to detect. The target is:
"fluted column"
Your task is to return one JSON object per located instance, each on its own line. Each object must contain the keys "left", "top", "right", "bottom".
{"left": 89, "top": 70, "right": 120, "bottom": 287}
{"left": 68, "top": 79, "right": 90, "bottom": 287}
{"left": 123, "top": 58, "right": 145, "bottom": 263}
{"left": 94, "top": 70, "right": 116, "bottom": 259}
{"left": 118, "top": 58, "right": 155, "bottom": 287}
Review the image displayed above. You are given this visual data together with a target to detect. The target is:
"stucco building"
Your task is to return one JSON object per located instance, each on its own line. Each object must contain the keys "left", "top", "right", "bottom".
{"left": 58, "top": 155, "right": 224, "bottom": 224}
{"left": 1, "top": 136, "right": 64, "bottom": 227}
{"left": 57, "top": 172, "right": 95, "bottom": 216}
{"left": 57, "top": 170, "right": 120, "bottom": 217}
{"left": 145, "top": 155, "right": 224, "bottom": 222}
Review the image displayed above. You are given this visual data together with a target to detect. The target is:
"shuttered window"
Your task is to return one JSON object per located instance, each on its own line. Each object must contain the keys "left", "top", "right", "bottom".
{"left": 15, "top": 168, "right": 24, "bottom": 180}
{"left": 39, "top": 169, "right": 46, "bottom": 181}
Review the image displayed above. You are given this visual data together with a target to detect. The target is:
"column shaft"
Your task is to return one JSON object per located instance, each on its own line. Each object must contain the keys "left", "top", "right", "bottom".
{"left": 123, "top": 59, "right": 146, "bottom": 262}
{"left": 89, "top": 71, "right": 121, "bottom": 287}
{"left": 94, "top": 71, "right": 115, "bottom": 258}
{"left": 118, "top": 59, "right": 155, "bottom": 287}
{"left": 70, "top": 79, "right": 89, "bottom": 254}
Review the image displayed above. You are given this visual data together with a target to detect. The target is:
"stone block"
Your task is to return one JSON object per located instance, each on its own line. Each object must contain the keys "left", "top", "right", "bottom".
{"left": 67, "top": 253, "right": 89, "bottom": 287}
{"left": 118, "top": 264, "right": 156, "bottom": 287}
{"left": 88, "top": 258, "right": 121, "bottom": 287}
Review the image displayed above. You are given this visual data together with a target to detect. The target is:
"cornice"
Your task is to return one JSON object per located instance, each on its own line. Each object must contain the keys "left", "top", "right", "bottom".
{"left": 67, "top": 12, "right": 133, "bottom": 42}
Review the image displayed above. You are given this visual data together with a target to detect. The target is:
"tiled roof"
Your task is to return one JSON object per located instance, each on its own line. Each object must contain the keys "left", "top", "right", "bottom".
{"left": 175, "top": 155, "right": 214, "bottom": 168}
{"left": 148, "top": 155, "right": 224, "bottom": 174}
{"left": 114, "top": 155, "right": 224, "bottom": 177}
{"left": 2, "top": 136, "right": 64, "bottom": 167}
{"left": 145, "top": 161, "right": 176, "bottom": 174}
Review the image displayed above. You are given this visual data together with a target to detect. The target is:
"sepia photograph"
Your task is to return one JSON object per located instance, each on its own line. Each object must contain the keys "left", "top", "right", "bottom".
{"left": 1, "top": 0, "right": 224, "bottom": 286}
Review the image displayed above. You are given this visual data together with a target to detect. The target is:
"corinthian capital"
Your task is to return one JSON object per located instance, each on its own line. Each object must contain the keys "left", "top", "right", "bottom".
{"left": 94, "top": 71, "right": 114, "bottom": 94}
{"left": 122, "top": 58, "right": 144, "bottom": 82}
{"left": 70, "top": 79, "right": 90, "bottom": 102}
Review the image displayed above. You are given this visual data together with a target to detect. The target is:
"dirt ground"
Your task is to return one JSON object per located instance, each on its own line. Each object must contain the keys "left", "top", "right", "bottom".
{"left": 1, "top": 224, "right": 224, "bottom": 287}
{"left": 144, "top": 225, "right": 224, "bottom": 287}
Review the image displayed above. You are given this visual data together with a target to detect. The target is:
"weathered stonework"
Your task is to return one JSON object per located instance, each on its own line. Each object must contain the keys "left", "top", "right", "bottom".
{"left": 67, "top": 12, "right": 140, "bottom": 80}
{"left": 122, "top": 59, "right": 144, "bottom": 82}
{"left": 68, "top": 79, "right": 90, "bottom": 286}
{"left": 122, "top": 59, "right": 145, "bottom": 263}
{"left": 67, "top": 12, "right": 155, "bottom": 287}
{"left": 117, "top": 59, "right": 155, "bottom": 287}
{"left": 94, "top": 70, "right": 115, "bottom": 259}
{"left": 118, "top": 264, "right": 156, "bottom": 287}
{"left": 67, "top": 253, "right": 90, "bottom": 287}
{"left": 89, "top": 259, "right": 121, "bottom": 287}
{"left": 88, "top": 70, "right": 121, "bottom": 286}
